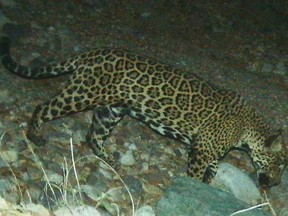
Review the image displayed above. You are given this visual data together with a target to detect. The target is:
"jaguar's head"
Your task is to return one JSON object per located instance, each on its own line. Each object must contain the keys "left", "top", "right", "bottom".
{"left": 256, "top": 130, "right": 287, "bottom": 187}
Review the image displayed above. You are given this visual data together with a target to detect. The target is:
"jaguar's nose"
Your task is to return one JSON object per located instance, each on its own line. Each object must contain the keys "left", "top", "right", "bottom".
{"left": 258, "top": 173, "right": 281, "bottom": 187}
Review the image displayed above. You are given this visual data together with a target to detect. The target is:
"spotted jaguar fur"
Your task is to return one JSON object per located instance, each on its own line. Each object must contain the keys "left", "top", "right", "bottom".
{"left": 0, "top": 36, "right": 287, "bottom": 187}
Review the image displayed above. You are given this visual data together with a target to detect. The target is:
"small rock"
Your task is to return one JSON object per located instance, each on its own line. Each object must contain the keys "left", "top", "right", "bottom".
{"left": 211, "top": 162, "right": 261, "bottom": 205}
{"left": 81, "top": 183, "right": 107, "bottom": 202}
{"left": 81, "top": 185, "right": 122, "bottom": 216}
{"left": 274, "top": 61, "right": 287, "bottom": 75}
{"left": 0, "top": 179, "right": 18, "bottom": 202}
{"left": 119, "top": 150, "right": 135, "bottom": 166}
{"left": 0, "top": 158, "right": 8, "bottom": 168}
{"left": 128, "top": 143, "right": 138, "bottom": 150}
{"left": 0, "top": 196, "right": 8, "bottom": 209}
{"left": 73, "top": 44, "right": 82, "bottom": 52}
{"left": 135, "top": 205, "right": 156, "bottom": 216}
{"left": 22, "top": 203, "right": 50, "bottom": 216}
{"left": 141, "top": 12, "right": 151, "bottom": 18}
{"left": 54, "top": 205, "right": 102, "bottom": 216}
{"left": 0, "top": 196, "right": 50, "bottom": 216}
{"left": 124, "top": 142, "right": 138, "bottom": 150}
{"left": 48, "top": 26, "right": 56, "bottom": 32}
{"left": 0, "top": 150, "right": 18, "bottom": 163}
{"left": 140, "top": 153, "right": 151, "bottom": 161}
{"left": 99, "top": 167, "right": 114, "bottom": 179}
{"left": 141, "top": 162, "right": 149, "bottom": 171}
{"left": 261, "top": 63, "right": 274, "bottom": 73}
{"left": 123, "top": 175, "right": 144, "bottom": 197}
{"left": 42, "top": 171, "right": 63, "bottom": 183}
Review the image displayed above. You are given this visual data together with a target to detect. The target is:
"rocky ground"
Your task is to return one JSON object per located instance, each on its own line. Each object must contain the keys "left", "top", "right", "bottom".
{"left": 0, "top": 0, "right": 287, "bottom": 215}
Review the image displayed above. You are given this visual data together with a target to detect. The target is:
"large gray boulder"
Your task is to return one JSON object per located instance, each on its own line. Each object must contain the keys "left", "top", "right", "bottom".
{"left": 156, "top": 177, "right": 269, "bottom": 216}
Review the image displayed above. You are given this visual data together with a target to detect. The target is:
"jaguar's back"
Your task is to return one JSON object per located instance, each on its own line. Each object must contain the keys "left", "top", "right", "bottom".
{"left": 0, "top": 36, "right": 286, "bottom": 187}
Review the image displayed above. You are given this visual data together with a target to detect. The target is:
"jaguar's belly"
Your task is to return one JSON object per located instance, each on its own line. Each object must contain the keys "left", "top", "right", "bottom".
{"left": 0, "top": 36, "right": 286, "bottom": 187}
{"left": 128, "top": 109, "right": 193, "bottom": 145}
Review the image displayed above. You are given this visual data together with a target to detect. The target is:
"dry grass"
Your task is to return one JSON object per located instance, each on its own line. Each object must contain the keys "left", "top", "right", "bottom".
{"left": 0, "top": 129, "right": 136, "bottom": 215}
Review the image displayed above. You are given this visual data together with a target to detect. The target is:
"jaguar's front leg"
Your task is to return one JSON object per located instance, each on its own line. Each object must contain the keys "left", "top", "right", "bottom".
{"left": 187, "top": 144, "right": 219, "bottom": 184}
{"left": 203, "top": 160, "right": 219, "bottom": 183}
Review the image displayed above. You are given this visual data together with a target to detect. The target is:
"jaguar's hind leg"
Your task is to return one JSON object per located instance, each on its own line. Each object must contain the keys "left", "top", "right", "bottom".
{"left": 28, "top": 102, "right": 93, "bottom": 146}
{"left": 27, "top": 80, "right": 100, "bottom": 146}
{"left": 86, "top": 107, "right": 127, "bottom": 164}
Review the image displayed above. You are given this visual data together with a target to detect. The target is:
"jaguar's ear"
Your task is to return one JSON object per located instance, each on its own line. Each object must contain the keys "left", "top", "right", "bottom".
{"left": 264, "top": 129, "right": 282, "bottom": 148}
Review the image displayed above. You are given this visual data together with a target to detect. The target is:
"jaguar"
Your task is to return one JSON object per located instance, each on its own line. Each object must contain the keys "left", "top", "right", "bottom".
{"left": 0, "top": 36, "right": 286, "bottom": 187}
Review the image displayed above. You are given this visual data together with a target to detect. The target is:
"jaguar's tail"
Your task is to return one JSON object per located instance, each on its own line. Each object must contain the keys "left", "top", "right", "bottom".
{"left": 0, "top": 36, "right": 77, "bottom": 79}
